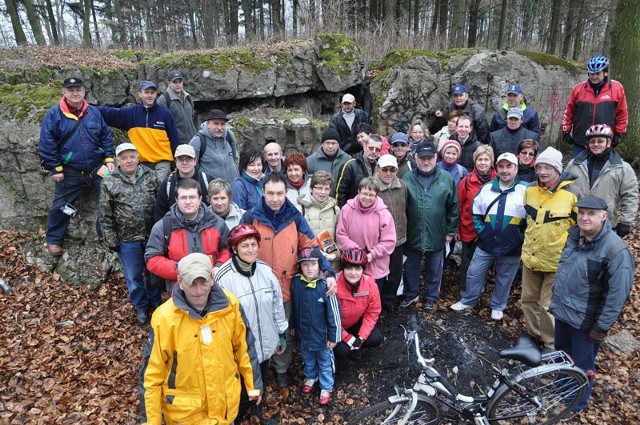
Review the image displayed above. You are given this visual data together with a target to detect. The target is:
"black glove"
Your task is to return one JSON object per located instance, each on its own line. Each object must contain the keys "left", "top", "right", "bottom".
{"left": 109, "top": 246, "right": 120, "bottom": 253}
{"left": 615, "top": 223, "right": 631, "bottom": 238}
{"left": 563, "top": 133, "right": 575, "bottom": 145}
{"left": 612, "top": 133, "right": 622, "bottom": 147}
{"left": 589, "top": 328, "right": 606, "bottom": 344}
{"left": 352, "top": 336, "right": 364, "bottom": 349}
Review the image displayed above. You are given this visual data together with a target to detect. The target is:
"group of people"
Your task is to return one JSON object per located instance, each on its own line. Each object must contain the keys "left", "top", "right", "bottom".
{"left": 36, "top": 55, "right": 636, "bottom": 423}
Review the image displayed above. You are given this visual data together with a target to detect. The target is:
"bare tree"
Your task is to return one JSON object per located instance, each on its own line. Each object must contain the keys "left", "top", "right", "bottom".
{"left": 547, "top": 0, "right": 562, "bottom": 54}
{"left": 6, "top": 0, "right": 28, "bottom": 45}
{"left": 22, "top": 0, "right": 47, "bottom": 45}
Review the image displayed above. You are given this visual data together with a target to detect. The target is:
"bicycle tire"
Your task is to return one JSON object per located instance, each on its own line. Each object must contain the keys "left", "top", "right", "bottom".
{"left": 486, "top": 366, "right": 588, "bottom": 424}
{"left": 349, "top": 396, "right": 439, "bottom": 424}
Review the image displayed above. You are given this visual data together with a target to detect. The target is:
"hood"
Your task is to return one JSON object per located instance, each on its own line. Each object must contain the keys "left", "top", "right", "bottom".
{"left": 345, "top": 195, "right": 387, "bottom": 214}
{"left": 172, "top": 283, "right": 230, "bottom": 319}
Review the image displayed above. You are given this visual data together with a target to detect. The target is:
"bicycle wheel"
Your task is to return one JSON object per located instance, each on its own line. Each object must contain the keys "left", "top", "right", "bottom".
{"left": 486, "top": 366, "right": 588, "bottom": 424}
{"left": 349, "top": 396, "right": 439, "bottom": 424}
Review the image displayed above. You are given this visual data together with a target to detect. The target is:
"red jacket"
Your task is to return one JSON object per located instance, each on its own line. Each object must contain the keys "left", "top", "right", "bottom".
{"left": 457, "top": 169, "right": 496, "bottom": 243}
{"left": 336, "top": 273, "right": 381, "bottom": 342}
{"left": 562, "top": 79, "right": 628, "bottom": 146}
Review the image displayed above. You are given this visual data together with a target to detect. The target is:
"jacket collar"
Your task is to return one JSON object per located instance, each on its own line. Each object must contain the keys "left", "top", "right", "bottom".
{"left": 172, "top": 283, "right": 230, "bottom": 318}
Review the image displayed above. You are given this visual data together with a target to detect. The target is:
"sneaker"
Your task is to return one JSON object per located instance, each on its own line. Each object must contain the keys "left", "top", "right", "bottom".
{"left": 423, "top": 299, "right": 436, "bottom": 311}
{"left": 450, "top": 301, "right": 472, "bottom": 312}
{"left": 135, "top": 309, "right": 149, "bottom": 326}
{"left": 491, "top": 310, "right": 503, "bottom": 320}
{"left": 319, "top": 389, "right": 331, "bottom": 405}
{"left": 46, "top": 243, "right": 62, "bottom": 257}
{"left": 275, "top": 372, "right": 289, "bottom": 388}
{"left": 400, "top": 296, "right": 419, "bottom": 308}
{"left": 301, "top": 378, "right": 317, "bottom": 394}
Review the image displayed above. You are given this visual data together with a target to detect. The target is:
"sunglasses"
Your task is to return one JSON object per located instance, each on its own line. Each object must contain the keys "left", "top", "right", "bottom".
{"left": 392, "top": 142, "right": 408, "bottom": 148}
{"left": 519, "top": 151, "right": 536, "bottom": 157}
{"left": 380, "top": 167, "right": 397, "bottom": 173}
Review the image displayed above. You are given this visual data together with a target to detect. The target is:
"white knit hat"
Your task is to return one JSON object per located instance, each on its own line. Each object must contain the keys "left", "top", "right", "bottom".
{"left": 535, "top": 147, "right": 563, "bottom": 174}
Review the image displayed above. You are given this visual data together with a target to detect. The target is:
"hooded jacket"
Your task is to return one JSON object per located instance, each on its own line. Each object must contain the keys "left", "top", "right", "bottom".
{"left": 457, "top": 168, "right": 497, "bottom": 243}
{"left": 335, "top": 152, "right": 377, "bottom": 208}
{"left": 440, "top": 99, "right": 490, "bottom": 143}
{"left": 336, "top": 272, "right": 381, "bottom": 343}
{"left": 231, "top": 174, "right": 263, "bottom": 211}
{"left": 336, "top": 196, "right": 396, "bottom": 279}
{"left": 329, "top": 108, "right": 371, "bottom": 155}
{"left": 157, "top": 87, "right": 197, "bottom": 144}
{"left": 306, "top": 146, "right": 351, "bottom": 196}
{"left": 189, "top": 122, "right": 239, "bottom": 183}
{"left": 297, "top": 193, "right": 340, "bottom": 240}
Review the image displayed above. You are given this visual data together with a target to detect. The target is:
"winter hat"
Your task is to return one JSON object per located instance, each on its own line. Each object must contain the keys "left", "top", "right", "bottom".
{"left": 535, "top": 147, "right": 563, "bottom": 174}
{"left": 440, "top": 139, "right": 462, "bottom": 156}
{"left": 322, "top": 127, "right": 341, "bottom": 143}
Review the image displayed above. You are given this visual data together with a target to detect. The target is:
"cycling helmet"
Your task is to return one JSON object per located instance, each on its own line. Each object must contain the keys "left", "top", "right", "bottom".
{"left": 228, "top": 224, "right": 261, "bottom": 247}
{"left": 587, "top": 55, "right": 609, "bottom": 73}
{"left": 341, "top": 248, "right": 368, "bottom": 266}
{"left": 585, "top": 124, "right": 613, "bottom": 139}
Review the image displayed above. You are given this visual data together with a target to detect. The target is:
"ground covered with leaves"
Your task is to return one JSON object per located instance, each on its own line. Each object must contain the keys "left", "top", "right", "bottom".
{"left": 0, "top": 229, "right": 638, "bottom": 424}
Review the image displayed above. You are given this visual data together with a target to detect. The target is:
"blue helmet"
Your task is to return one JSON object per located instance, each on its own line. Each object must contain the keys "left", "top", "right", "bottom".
{"left": 587, "top": 55, "right": 609, "bottom": 73}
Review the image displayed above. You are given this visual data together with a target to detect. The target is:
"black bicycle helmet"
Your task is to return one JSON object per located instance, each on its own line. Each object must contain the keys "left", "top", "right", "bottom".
{"left": 341, "top": 248, "right": 368, "bottom": 266}
{"left": 587, "top": 55, "right": 609, "bottom": 73}
{"left": 585, "top": 124, "right": 613, "bottom": 140}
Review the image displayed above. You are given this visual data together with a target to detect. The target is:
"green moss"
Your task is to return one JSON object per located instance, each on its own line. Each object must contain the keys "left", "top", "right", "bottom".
{"left": 371, "top": 49, "right": 436, "bottom": 83}
{"left": 150, "top": 49, "right": 274, "bottom": 75}
{"left": 315, "top": 33, "right": 363, "bottom": 77}
{"left": 0, "top": 83, "right": 60, "bottom": 121}
{"left": 437, "top": 48, "right": 480, "bottom": 69}
{"left": 0, "top": 67, "right": 58, "bottom": 85}
{"left": 112, "top": 50, "right": 161, "bottom": 63}
{"left": 516, "top": 51, "right": 580, "bottom": 72}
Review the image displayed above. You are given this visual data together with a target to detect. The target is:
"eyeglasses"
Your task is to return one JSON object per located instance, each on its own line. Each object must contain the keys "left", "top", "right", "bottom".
{"left": 392, "top": 143, "right": 408, "bottom": 148}
{"left": 367, "top": 146, "right": 382, "bottom": 153}
{"left": 519, "top": 151, "right": 536, "bottom": 157}
{"left": 380, "top": 167, "right": 397, "bottom": 173}
{"left": 176, "top": 157, "right": 194, "bottom": 163}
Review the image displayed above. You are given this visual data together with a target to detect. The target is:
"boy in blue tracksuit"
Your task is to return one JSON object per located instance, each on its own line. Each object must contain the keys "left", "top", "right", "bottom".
{"left": 290, "top": 247, "right": 341, "bottom": 405}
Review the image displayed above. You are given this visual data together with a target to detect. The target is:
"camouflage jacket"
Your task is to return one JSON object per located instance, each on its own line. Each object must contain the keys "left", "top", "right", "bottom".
{"left": 99, "top": 165, "right": 159, "bottom": 247}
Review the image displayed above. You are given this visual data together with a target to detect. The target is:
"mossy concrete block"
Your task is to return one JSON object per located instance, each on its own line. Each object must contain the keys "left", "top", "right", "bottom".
{"left": 314, "top": 33, "right": 366, "bottom": 92}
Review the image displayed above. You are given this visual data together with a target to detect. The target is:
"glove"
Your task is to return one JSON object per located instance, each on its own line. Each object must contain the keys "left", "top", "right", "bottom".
{"left": 563, "top": 133, "right": 575, "bottom": 145}
{"left": 352, "top": 336, "right": 364, "bottom": 349}
{"left": 612, "top": 133, "right": 621, "bottom": 147}
{"left": 276, "top": 335, "right": 286, "bottom": 353}
{"left": 589, "top": 328, "right": 606, "bottom": 344}
{"left": 615, "top": 223, "right": 631, "bottom": 238}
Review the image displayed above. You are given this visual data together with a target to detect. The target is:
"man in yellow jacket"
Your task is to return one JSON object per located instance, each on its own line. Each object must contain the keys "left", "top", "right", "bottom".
{"left": 139, "top": 253, "right": 262, "bottom": 425}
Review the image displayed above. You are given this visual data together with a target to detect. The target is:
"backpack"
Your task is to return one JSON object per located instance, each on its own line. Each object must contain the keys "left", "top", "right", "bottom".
{"left": 165, "top": 171, "right": 210, "bottom": 201}
{"left": 196, "top": 131, "right": 238, "bottom": 161}
{"left": 148, "top": 214, "right": 173, "bottom": 290}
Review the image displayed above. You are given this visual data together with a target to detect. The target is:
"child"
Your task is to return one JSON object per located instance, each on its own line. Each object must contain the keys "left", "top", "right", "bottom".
{"left": 290, "top": 247, "right": 341, "bottom": 405}
{"left": 437, "top": 139, "right": 468, "bottom": 187}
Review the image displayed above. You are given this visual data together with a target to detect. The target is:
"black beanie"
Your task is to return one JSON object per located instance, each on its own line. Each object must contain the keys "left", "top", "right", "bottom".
{"left": 322, "top": 128, "right": 341, "bottom": 143}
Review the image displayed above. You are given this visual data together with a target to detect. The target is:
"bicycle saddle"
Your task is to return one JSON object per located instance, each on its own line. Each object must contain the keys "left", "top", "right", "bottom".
{"left": 499, "top": 335, "right": 542, "bottom": 367}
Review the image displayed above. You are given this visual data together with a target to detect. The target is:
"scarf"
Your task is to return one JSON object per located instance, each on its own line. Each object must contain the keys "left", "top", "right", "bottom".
{"left": 241, "top": 171, "right": 263, "bottom": 197}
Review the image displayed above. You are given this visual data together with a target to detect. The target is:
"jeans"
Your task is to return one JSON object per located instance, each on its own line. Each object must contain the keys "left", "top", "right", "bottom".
{"left": 554, "top": 319, "right": 597, "bottom": 411}
{"left": 46, "top": 168, "right": 101, "bottom": 245}
{"left": 271, "top": 300, "right": 292, "bottom": 374}
{"left": 118, "top": 241, "right": 161, "bottom": 310}
{"left": 403, "top": 246, "right": 443, "bottom": 301}
{"left": 461, "top": 247, "right": 520, "bottom": 311}
{"left": 300, "top": 347, "right": 335, "bottom": 391}
{"left": 459, "top": 240, "right": 478, "bottom": 294}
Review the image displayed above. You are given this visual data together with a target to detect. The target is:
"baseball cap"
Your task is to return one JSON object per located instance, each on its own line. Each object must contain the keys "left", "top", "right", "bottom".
{"left": 574, "top": 195, "right": 608, "bottom": 210}
{"left": 452, "top": 84, "right": 468, "bottom": 95}
{"left": 415, "top": 141, "right": 437, "bottom": 158}
{"left": 378, "top": 154, "right": 398, "bottom": 169}
{"left": 496, "top": 152, "right": 518, "bottom": 166}
{"left": 507, "top": 108, "right": 524, "bottom": 119}
{"left": 507, "top": 84, "right": 523, "bottom": 95}
{"left": 115, "top": 143, "right": 137, "bottom": 156}
{"left": 139, "top": 80, "right": 157, "bottom": 91}
{"left": 167, "top": 71, "right": 184, "bottom": 81}
{"left": 63, "top": 77, "right": 84, "bottom": 88}
{"left": 342, "top": 94, "right": 356, "bottom": 104}
{"left": 297, "top": 247, "right": 323, "bottom": 263}
{"left": 178, "top": 253, "right": 213, "bottom": 285}
{"left": 206, "top": 109, "right": 229, "bottom": 122}
{"left": 391, "top": 132, "right": 409, "bottom": 145}
{"left": 174, "top": 144, "right": 196, "bottom": 158}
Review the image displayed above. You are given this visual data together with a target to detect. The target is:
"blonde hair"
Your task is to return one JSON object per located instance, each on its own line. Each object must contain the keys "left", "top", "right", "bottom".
{"left": 473, "top": 145, "right": 495, "bottom": 163}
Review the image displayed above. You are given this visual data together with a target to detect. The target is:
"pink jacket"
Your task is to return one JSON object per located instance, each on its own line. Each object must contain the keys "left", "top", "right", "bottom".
{"left": 336, "top": 196, "right": 396, "bottom": 279}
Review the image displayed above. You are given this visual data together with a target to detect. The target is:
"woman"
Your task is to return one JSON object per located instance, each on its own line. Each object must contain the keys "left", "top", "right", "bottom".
{"left": 408, "top": 120, "right": 429, "bottom": 154}
{"left": 390, "top": 132, "right": 415, "bottom": 178}
{"left": 215, "top": 224, "right": 288, "bottom": 425}
{"left": 434, "top": 110, "right": 465, "bottom": 151}
{"left": 298, "top": 171, "right": 341, "bottom": 265}
{"left": 231, "top": 148, "right": 264, "bottom": 210}
{"left": 284, "top": 152, "right": 311, "bottom": 210}
{"left": 336, "top": 177, "right": 396, "bottom": 290}
{"left": 457, "top": 145, "right": 496, "bottom": 295}
{"left": 517, "top": 139, "right": 538, "bottom": 183}
{"left": 334, "top": 248, "right": 383, "bottom": 361}
{"left": 437, "top": 139, "right": 468, "bottom": 187}
{"left": 208, "top": 178, "right": 245, "bottom": 230}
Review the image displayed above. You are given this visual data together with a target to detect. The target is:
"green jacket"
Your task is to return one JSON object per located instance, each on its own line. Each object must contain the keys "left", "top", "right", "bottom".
{"left": 403, "top": 167, "right": 459, "bottom": 253}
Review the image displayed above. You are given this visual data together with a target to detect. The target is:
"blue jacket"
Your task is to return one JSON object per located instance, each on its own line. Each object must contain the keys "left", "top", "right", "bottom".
{"left": 290, "top": 273, "right": 341, "bottom": 351}
{"left": 39, "top": 99, "right": 114, "bottom": 173}
{"left": 490, "top": 102, "right": 541, "bottom": 142}
{"left": 98, "top": 102, "right": 180, "bottom": 163}
{"left": 231, "top": 174, "right": 263, "bottom": 211}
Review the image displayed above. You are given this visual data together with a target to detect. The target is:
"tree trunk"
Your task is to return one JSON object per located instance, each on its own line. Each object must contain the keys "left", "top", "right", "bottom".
{"left": 82, "top": 0, "right": 92, "bottom": 47}
{"left": 156, "top": 0, "right": 167, "bottom": 50}
{"left": 91, "top": 0, "right": 101, "bottom": 46}
{"left": 602, "top": 0, "right": 618, "bottom": 56}
{"left": 496, "top": 0, "right": 508, "bottom": 49}
{"left": 467, "top": 0, "right": 480, "bottom": 47}
{"left": 201, "top": 0, "right": 214, "bottom": 46}
{"left": 22, "top": 0, "right": 47, "bottom": 45}
{"left": 229, "top": 0, "right": 239, "bottom": 43}
{"left": 561, "top": 0, "right": 579, "bottom": 58}
{"left": 571, "top": 0, "right": 586, "bottom": 60}
{"left": 450, "top": 0, "right": 466, "bottom": 47}
{"left": 44, "top": 0, "right": 59, "bottom": 44}
{"left": 547, "top": 0, "right": 562, "bottom": 54}
{"left": 242, "top": 0, "right": 254, "bottom": 41}
{"left": 438, "top": 0, "right": 449, "bottom": 44}
{"left": 6, "top": 0, "right": 28, "bottom": 45}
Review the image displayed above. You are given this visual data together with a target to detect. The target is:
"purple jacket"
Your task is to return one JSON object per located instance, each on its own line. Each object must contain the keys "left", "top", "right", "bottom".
{"left": 336, "top": 196, "right": 396, "bottom": 279}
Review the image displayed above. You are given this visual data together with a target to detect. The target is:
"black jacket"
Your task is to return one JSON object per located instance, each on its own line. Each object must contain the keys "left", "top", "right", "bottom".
{"left": 335, "top": 153, "right": 376, "bottom": 208}
{"left": 451, "top": 132, "right": 482, "bottom": 172}
{"left": 329, "top": 109, "right": 371, "bottom": 155}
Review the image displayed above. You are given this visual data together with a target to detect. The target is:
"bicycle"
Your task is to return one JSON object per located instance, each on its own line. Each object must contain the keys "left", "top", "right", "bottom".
{"left": 349, "top": 316, "right": 588, "bottom": 424}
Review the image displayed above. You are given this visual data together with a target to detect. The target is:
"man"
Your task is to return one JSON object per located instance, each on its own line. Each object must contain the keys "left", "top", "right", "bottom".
{"left": 241, "top": 173, "right": 336, "bottom": 388}
{"left": 263, "top": 142, "right": 285, "bottom": 174}
{"left": 335, "top": 135, "right": 383, "bottom": 208}
{"left": 435, "top": 84, "right": 490, "bottom": 143}
{"left": 38, "top": 77, "right": 115, "bottom": 256}
{"left": 306, "top": 127, "right": 351, "bottom": 196}
{"left": 450, "top": 153, "right": 527, "bottom": 320}
{"left": 521, "top": 147, "right": 583, "bottom": 351}
{"left": 402, "top": 141, "right": 459, "bottom": 310}
{"left": 329, "top": 93, "right": 372, "bottom": 155}
{"left": 389, "top": 132, "right": 415, "bottom": 178}
{"left": 450, "top": 115, "right": 481, "bottom": 171}
{"left": 99, "top": 143, "right": 160, "bottom": 325}
{"left": 145, "top": 178, "right": 231, "bottom": 287}
{"left": 189, "top": 108, "right": 239, "bottom": 183}
{"left": 153, "top": 144, "right": 213, "bottom": 222}
{"left": 490, "top": 84, "right": 541, "bottom": 141}
{"left": 566, "top": 124, "right": 638, "bottom": 238}
{"left": 549, "top": 196, "right": 633, "bottom": 414}
{"left": 489, "top": 107, "right": 539, "bottom": 159}
{"left": 98, "top": 80, "right": 180, "bottom": 182}
{"left": 156, "top": 70, "right": 197, "bottom": 144}
{"left": 372, "top": 154, "right": 408, "bottom": 311}
{"left": 562, "top": 55, "right": 628, "bottom": 158}
{"left": 139, "top": 252, "right": 262, "bottom": 425}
